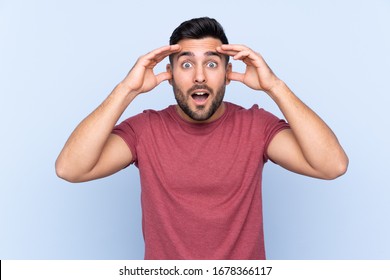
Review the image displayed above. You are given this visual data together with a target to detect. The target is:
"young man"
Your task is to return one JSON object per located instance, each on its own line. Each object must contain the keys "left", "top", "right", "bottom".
{"left": 56, "top": 17, "right": 348, "bottom": 259}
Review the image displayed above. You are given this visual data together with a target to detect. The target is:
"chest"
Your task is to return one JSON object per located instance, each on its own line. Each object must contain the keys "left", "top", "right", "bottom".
{"left": 136, "top": 122, "right": 265, "bottom": 198}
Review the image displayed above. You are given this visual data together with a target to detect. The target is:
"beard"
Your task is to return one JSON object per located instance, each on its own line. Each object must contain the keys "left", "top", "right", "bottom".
{"left": 172, "top": 81, "right": 226, "bottom": 122}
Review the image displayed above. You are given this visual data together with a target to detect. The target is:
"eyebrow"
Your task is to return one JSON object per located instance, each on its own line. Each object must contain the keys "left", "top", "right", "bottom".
{"left": 176, "top": 51, "right": 222, "bottom": 60}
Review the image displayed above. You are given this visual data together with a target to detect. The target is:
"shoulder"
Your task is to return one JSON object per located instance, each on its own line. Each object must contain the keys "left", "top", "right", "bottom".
{"left": 226, "top": 102, "right": 289, "bottom": 138}
{"left": 120, "top": 106, "right": 173, "bottom": 125}
{"left": 226, "top": 102, "right": 281, "bottom": 122}
{"left": 113, "top": 106, "right": 174, "bottom": 136}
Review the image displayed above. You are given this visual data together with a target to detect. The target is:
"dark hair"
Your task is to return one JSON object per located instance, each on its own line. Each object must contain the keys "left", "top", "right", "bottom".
{"left": 169, "top": 17, "right": 229, "bottom": 64}
{"left": 169, "top": 17, "right": 229, "bottom": 45}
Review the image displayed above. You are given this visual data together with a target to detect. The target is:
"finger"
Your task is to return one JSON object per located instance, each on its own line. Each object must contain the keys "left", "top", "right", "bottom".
{"left": 149, "top": 45, "right": 181, "bottom": 63}
{"left": 232, "top": 50, "right": 253, "bottom": 61}
{"left": 216, "top": 47, "right": 240, "bottom": 57}
{"left": 155, "top": 71, "right": 172, "bottom": 85}
{"left": 227, "top": 71, "right": 245, "bottom": 83}
{"left": 219, "top": 44, "right": 249, "bottom": 52}
{"left": 217, "top": 46, "right": 253, "bottom": 60}
{"left": 142, "top": 45, "right": 181, "bottom": 66}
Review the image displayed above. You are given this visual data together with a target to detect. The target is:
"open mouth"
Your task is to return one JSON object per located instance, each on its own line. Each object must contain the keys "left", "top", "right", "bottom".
{"left": 191, "top": 92, "right": 209, "bottom": 104}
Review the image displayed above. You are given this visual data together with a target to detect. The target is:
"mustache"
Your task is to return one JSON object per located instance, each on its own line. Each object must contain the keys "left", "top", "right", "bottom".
{"left": 187, "top": 84, "right": 213, "bottom": 95}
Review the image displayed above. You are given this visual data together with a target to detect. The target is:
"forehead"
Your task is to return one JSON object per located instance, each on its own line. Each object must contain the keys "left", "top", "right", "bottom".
{"left": 175, "top": 37, "right": 223, "bottom": 59}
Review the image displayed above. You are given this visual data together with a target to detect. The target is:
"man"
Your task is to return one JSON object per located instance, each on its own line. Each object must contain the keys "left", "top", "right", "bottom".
{"left": 56, "top": 17, "right": 348, "bottom": 259}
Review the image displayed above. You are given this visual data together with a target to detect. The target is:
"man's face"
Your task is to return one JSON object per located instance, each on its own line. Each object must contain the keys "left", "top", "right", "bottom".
{"left": 167, "top": 37, "right": 231, "bottom": 123}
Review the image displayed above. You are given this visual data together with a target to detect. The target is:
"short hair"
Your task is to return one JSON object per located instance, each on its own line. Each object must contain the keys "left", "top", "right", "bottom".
{"left": 169, "top": 17, "right": 229, "bottom": 45}
{"left": 169, "top": 17, "right": 229, "bottom": 65}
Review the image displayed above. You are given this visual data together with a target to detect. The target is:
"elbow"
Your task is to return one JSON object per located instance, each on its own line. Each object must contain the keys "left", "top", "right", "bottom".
{"left": 322, "top": 154, "right": 349, "bottom": 180}
{"left": 55, "top": 159, "right": 82, "bottom": 183}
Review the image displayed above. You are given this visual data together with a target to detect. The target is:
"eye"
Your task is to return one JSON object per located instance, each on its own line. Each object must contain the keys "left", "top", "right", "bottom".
{"left": 182, "top": 62, "right": 192, "bottom": 69}
{"left": 207, "top": 61, "right": 218, "bottom": 68}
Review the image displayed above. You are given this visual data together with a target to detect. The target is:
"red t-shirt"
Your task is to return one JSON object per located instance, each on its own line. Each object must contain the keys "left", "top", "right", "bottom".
{"left": 113, "top": 102, "right": 289, "bottom": 259}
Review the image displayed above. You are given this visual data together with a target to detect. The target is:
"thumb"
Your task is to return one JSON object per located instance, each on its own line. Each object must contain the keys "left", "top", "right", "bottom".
{"left": 227, "top": 72, "right": 244, "bottom": 83}
{"left": 155, "top": 71, "right": 172, "bottom": 85}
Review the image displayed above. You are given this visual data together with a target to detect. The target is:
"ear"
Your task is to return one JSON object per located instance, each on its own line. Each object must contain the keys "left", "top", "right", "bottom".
{"left": 166, "top": 64, "right": 173, "bottom": 85}
{"left": 225, "top": 63, "right": 232, "bottom": 85}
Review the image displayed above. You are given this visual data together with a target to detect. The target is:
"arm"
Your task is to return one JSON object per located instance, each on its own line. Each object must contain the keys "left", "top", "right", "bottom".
{"left": 55, "top": 45, "right": 181, "bottom": 183}
{"left": 217, "top": 44, "right": 348, "bottom": 180}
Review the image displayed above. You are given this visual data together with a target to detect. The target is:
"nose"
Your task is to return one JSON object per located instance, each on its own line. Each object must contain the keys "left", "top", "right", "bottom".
{"left": 194, "top": 65, "right": 206, "bottom": 83}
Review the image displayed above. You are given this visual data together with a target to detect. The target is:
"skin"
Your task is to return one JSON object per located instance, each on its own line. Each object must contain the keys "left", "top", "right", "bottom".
{"left": 167, "top": 38, "right": 231, "bottom": 123}
{"left": 217, "top": 44, "right": 349, "bottom": 179}
{"left": 55, "top": 37, "right": 348, "bottom": 183}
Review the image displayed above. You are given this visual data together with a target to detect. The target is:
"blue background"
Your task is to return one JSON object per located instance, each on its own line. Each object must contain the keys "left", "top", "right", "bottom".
{"left": 1, "top": 0, "right": 389, "bottom": 259}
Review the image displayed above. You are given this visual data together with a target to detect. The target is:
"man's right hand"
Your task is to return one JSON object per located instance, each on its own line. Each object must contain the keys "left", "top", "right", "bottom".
{"left": 56, "top": 45, "right": 181, "bottom": 183}
{"left": 121, "top": 45, "right": 181, "bottom": 95}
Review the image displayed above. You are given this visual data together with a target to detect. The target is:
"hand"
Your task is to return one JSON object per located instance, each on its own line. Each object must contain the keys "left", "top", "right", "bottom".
{"left": 122, "top": 45, "right": 181, "bottom": 95}
{"left": 217, "top": 44, "right": 280, "bottom": 93}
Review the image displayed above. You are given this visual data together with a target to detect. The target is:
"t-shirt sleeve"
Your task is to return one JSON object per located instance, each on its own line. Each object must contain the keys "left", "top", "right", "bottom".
{"left": 112, "top": 117, "right": 139, "bottom": 165}
{"left": 258, "top": 108, "right": 290, "bottom": 162}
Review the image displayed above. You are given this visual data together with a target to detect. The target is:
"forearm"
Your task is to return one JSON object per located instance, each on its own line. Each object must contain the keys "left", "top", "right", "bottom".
{"left": 55, "top": 45, "right": 180, "bottom": 182}
{"left": 55, "top": 83, "right": 137, "bottom": 181}
{"left": 267, "top": 80, "right": 348, "bottom": 177}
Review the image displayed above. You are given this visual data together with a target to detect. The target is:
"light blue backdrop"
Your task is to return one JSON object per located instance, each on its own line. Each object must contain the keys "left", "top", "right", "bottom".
{"left": 1, "top": 0, "right": 389, "bottom": 259}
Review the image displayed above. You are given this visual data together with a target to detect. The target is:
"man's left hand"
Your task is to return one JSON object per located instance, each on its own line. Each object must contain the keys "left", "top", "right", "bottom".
{"left": 217, "top": 44, "right": 280, "bottom": 93}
